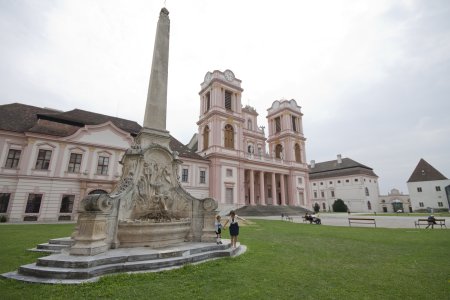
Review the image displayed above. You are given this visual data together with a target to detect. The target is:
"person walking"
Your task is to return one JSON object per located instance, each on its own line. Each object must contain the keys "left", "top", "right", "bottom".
{"left": 223, "top": 210, "right": 246, "bottom": 249}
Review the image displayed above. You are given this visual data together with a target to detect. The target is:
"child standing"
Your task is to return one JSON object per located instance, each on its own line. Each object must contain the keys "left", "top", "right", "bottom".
{"left": 215, "top": 215, "right": 223, "bottom": 244}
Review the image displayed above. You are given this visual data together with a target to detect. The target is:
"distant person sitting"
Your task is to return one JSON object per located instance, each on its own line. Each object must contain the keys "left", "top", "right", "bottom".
{"left": 311, "top": 213, "right": 321, "bottom": 225}
{"left": 426, "top": 215, "right": 437, "bottom": 229}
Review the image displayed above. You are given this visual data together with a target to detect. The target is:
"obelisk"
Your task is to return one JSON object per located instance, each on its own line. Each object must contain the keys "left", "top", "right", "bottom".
{"left": 140, "top": 7, "right": 171, "bottom": 148}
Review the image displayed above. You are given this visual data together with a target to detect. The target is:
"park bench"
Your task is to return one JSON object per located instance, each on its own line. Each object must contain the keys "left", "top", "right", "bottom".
{"left": 414, "top": 218, "right": 446, "bottom": 229}
{"left": 301, "top": 216, "right": 308, "bottom": 223}
{"left": 348, "top": 217, "right": 376, "bottom": 227}
{"left": 282, "top": 214, "right": 293, "bottom": 222}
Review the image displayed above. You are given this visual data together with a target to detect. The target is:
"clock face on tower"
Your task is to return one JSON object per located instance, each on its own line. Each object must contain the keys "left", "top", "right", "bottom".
{"left": 204, "top": 72, "right": 212, "bottom": 83}
{"left": 224, "top": 70, "right": 235, "bottom": 81}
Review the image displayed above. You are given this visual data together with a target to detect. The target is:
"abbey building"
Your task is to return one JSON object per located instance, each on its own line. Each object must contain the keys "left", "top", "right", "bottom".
{"left": 0, "top": 69, "right": 387, "bottom": 222}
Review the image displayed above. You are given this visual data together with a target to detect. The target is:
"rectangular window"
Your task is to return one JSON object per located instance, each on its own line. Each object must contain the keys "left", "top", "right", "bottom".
{"left": 200, "top": 170, "right": 206, "bottom": 184}
{"left": 5, "top": 149, "right": 21, "bottom": 169}
{"left": 331, "top": 191, "right": 335, "bottom": 197}
{"left": 313, "top": 183, "right": 316, "bottom": 186}
{"left": 355, "top": 178, "right": 359, "bottom": 182}
{"left": 297, "top": 177, "right": 302, "bottom": 184}
{"left": 225, "top": 188, "right": 233, "bottom": 204}
{"left": 226, "top": 169, "right": 233, "bottom": 177}
{"left": 313, "top": 191, "right": 317, "bottom": 198}
{"left": 275, "top": 117, "right": 281, "bottom": 133}
{"left": 321, "top": 191, "right": 325, "bottom": 198}
{"left": 97, "top": 156, "right": 109, "bottom": 175}
{"left": 0, "top": 193, "right": 11, "bottom": 213}
{"left": 59, "top": 195, "right": 75, "bottom": 213}
{"left": 25, "top": 194, "right": 42, "bottom": 213}
{"left": 337, "top": 180, "right": 341, "bottom": 183}
{"left": 206, "top": 92, "right": 211, "bottom": 111}
{"left": 291, "top": 116, "right": 297, "bottom": 132}
{"left": 320, "top": 182, "right": 323, "bottom": 185}
{"left": 346, "top": 179, "right": 349, "bottom": 183}
{"left": 417, "top": 187, "right": 422, "bottom": 192}
{"left": 438, "top": 202, "right": 443, "bottom": 207}
{"left": 35, "top": 149, "right": 52, "bottom": 170}
{"left": 225, "top": 91, "right": 232, "bottom": 110}
{"left": 329, "top": 181, "right": 333, "bottom": 185}
{"left": 68, "top": 153, "right": 82, "bottom": 173}
{"left": 182, "top": 169, "right": 189, "bottom": 182}
{"left": 419, "top": 202, "right": 424, "bottom": 207}
{"left": 435, "top": 186, "right": 441, "bottom": 191}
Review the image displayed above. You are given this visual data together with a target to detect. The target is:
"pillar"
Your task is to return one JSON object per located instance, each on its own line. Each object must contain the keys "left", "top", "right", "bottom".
{"left": 250, "top": 169, "right": 255, "bottom": 205}
{"left": 280, "top": 174, "right": 286, "bottom": 205}
{"left": 271, "top": 172, "right": 277, "bottom": 205}
{"left": 259, "top": 171, "right": 265, "bottom": 205}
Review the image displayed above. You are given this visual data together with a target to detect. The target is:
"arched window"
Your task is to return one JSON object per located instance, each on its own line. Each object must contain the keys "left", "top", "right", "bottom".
{"left": 367, "top": 201, "right": 372, "bottom": 210}
{"left": 275, "top": 144, "right": 283, "bottom": 159}
{"left": 247, "top": 144, "right": 254, "bottom": 154}
{"left": 365, "top": 187, "right": 369, "bottom": 196}
{"left": 247, "top": 119, "right": 252, "bottom": 130}
{"left": 294, "top": 143, "right": 301, "bottom": 162}
{"left": 224, "top": 124, "right": 234, "bottom": 149}
{"left": 203, "top": 126, "right": 209, "bottom": 150}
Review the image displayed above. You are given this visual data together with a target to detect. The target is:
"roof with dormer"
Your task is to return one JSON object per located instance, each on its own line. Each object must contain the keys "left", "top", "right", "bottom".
{"left": 0, "top": 102, "right": 206, "bottom": 161}
{"left": 407, "top": 158, "right": 447, "bottom": 182}
{"left": 309, "top": 157, "right": 378, "bottom": 179}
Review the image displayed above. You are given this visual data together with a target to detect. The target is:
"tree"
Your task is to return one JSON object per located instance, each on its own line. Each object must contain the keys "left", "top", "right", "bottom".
{"left": 313, "top": 202, "right": 320, "bottom": 213}
{"left": 332, "top": 199, "right": 348, "bottom": 212}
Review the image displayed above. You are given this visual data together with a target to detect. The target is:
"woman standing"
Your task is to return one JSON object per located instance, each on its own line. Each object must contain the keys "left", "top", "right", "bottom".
{"left": 223, "top": 210, "right": 246, "bottom": 249}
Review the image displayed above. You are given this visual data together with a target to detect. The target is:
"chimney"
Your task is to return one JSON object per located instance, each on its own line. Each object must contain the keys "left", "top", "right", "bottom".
{"left": 337, "top": 154, "right": 342, "bottom": 164}
{"left": 310, "top": 160, "right": 315, "bottom": 168}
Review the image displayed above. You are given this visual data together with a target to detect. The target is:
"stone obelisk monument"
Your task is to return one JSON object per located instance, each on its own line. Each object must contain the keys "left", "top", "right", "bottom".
{"left": 141, "top": 7, "right": 171, "bottom": 149}
{"left": 68, "top": 7, "right": 218, "bottom": 255}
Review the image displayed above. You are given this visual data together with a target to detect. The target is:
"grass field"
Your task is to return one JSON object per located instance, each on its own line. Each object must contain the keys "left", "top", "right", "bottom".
{"left": 0, "top": 221, "right": 449, "bottom": 299}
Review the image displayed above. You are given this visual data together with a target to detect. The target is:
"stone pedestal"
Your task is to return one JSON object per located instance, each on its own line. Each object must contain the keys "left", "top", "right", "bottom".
{"left": 70, "top": 212, "right": 109, "bottom": 256}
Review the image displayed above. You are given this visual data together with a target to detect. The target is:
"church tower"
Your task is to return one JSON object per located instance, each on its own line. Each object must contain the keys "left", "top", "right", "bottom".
{"left": 266, "top": 99, "right": 306, "bottom": 164}
{"left": 197, "top": 70, "right": 244, "bottom": 155}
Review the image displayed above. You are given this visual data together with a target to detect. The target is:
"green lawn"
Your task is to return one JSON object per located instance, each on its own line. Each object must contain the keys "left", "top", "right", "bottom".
{"left": 0, "top": 221, "right": 449, "bottom": 299}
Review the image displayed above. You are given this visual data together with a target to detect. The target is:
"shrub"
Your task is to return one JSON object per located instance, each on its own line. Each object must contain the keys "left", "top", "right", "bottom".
{"left": 0, "top": 215, "right": 7, "bottom": 223}
{"left": 332, "top": 199, "right": 348, "bottom": 212}
{"left": 313, "top": 203, "right": 320, "bottom": 213}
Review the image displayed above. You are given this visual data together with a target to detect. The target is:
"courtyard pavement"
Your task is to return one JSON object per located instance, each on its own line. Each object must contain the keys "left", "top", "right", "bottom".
{"left": 245, "top": 213, "right": 449, "bottom": 229}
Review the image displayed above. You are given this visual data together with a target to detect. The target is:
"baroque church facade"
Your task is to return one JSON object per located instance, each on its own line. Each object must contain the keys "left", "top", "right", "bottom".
{"left": 194, "top": 70, "right": 310, "bottom": 209}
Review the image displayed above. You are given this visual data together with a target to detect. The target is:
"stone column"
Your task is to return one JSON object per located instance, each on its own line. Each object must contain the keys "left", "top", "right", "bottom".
{"left": 259, "top": 171, "right": 266, "bottom": 205}
{"left": 239, "top": 168, "right": 245, "bottom": 205}
{"left": 143, "top": 8, "right": 170, "bottom": 133}
{"left": 250, "top": 169, "right": 255, "bottom": 205}
{"left": 280, "top": 174, "right": 286, "bottom": 205}
{"left": 271, "top": 172, "right": 277, "bottom": 205}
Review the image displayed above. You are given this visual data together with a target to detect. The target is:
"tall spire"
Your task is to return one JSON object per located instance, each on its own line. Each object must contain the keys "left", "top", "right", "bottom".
{"left": 143, "top": 7, "right": 170, "bottom": 132}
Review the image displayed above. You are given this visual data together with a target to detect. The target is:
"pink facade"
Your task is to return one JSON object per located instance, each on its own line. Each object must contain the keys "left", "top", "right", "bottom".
{"left": 196, "top": 70, "right": 310, "bottom": 208}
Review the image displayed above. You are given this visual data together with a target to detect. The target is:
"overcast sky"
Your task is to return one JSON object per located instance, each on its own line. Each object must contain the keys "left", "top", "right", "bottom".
{"left": 1, "top": 0, "right": 449, "bottom": 194}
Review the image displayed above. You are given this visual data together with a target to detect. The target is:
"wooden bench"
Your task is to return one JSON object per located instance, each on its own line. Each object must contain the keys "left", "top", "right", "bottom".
{"left": 301, "top": 216, "right": 308, "bottom": 223}
{"left": 283, "top": 215, "right": 293, "bottom": 222}
{"left": 348, "top": 218, "right": 376, "bottom": 227}
{"left": 414, "top": 219, "right": 446, "bottom": 229}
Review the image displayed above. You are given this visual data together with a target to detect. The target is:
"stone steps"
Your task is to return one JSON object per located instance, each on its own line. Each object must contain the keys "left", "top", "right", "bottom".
{"left": 29, "top": 237, "right": 74, "bottom": 254}
{"left": 3, "top": 241, "right": 245, "bottom": 284}
{"left": 235, "top": 205, "right": 310, "bottom": 216}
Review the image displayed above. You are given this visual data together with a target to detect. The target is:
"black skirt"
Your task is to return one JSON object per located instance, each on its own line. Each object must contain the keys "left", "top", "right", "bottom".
{"left": 229, "top": 222, "right": 239, "bottom": 236}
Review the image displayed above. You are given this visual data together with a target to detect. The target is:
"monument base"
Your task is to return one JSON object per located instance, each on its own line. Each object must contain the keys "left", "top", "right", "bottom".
{"left": 2, "top": 241, "right": 246, "bottom": 284}
{"left": 117, "top": 220, "right": 191, "bottom": 248}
